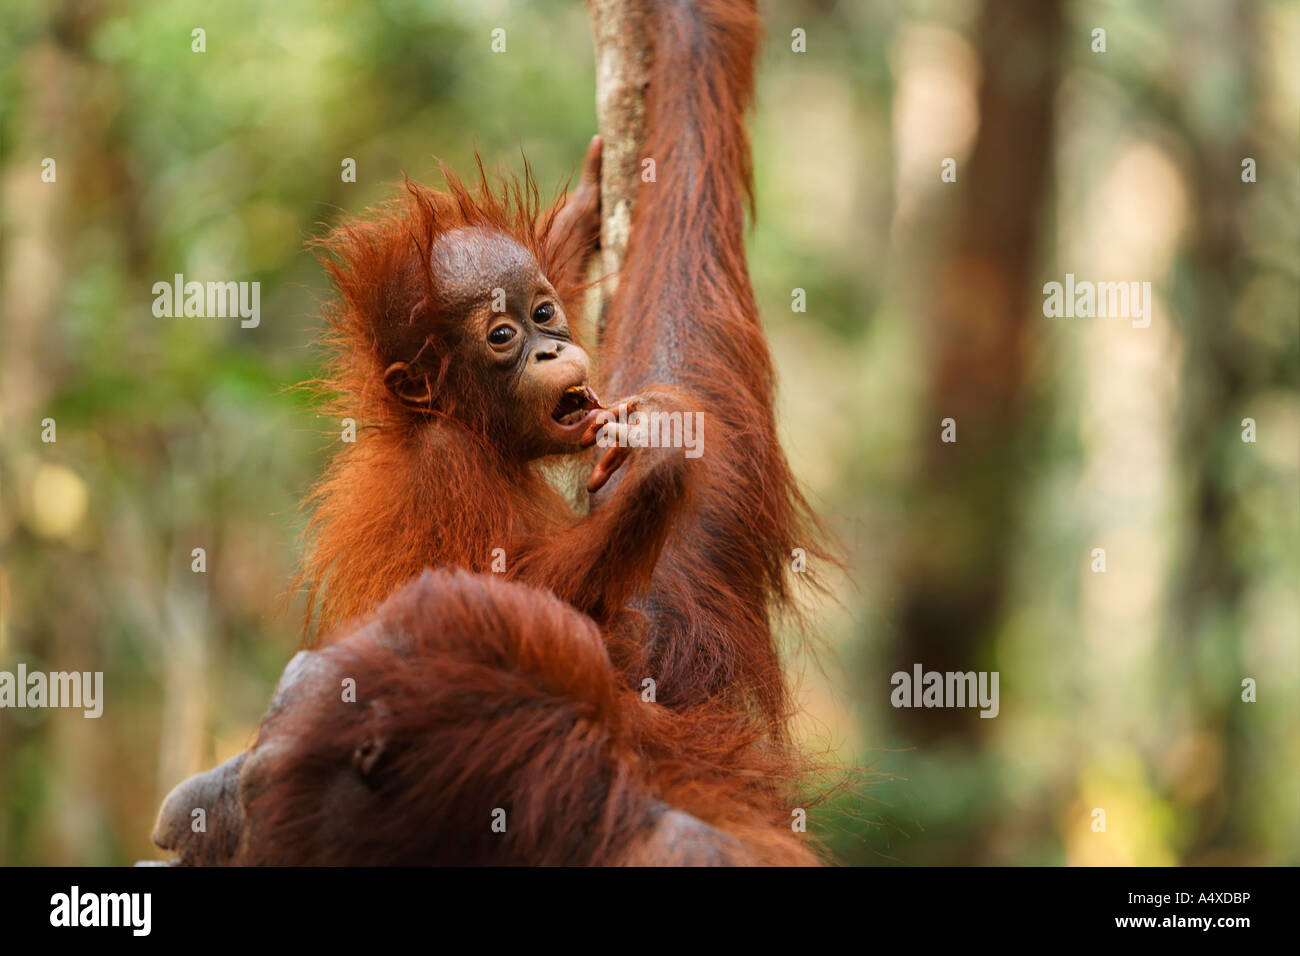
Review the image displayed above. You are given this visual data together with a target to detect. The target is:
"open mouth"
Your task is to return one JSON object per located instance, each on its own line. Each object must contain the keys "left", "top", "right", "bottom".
{"left": 550, "top": 384, "right": 602, "bottom": 427}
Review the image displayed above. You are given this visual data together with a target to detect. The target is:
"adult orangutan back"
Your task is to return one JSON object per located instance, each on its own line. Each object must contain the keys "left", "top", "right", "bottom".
{"left": 153, "top": 570, "right": 817, "bottom": 865}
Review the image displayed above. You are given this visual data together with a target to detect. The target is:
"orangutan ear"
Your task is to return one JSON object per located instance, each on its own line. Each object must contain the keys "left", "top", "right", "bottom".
{"left": 351, "top": 699, "right": 391, "bottom": 780}
{"left": 384, "top": 361, "right": 433, "bottom": 409}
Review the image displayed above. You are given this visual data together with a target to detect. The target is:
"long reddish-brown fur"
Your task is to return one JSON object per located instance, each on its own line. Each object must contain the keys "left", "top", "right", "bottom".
{"left": 302, "top": 0, "right": 820, "bottom": 734}
{"left": 298, "top": 162, "right": 597, "bottom": 632}
{"left": 157, "top": 0, "right": 830, "bottom": 866}
{"left": 595, "top": 0, "right": 825, "bottom": 735}
{"left": 232, "top": 570, "right": 816, "bottom": 865}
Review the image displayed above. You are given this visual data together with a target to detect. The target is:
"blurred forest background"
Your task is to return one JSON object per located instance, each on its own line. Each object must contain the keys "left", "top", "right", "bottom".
{"left": 1, "top": 0, "right": 1296, "bottom": 866}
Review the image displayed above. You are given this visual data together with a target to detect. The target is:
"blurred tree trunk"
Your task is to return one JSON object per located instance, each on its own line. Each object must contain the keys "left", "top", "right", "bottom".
{"left": 0, "top": 0, "right": 172, "bottom": 863}
{"left": 1, "top": 1, "right": 215, "bottom": 861}
{"left": 890, "top": 0, "right": 1062, "bottom": 743}
{"left": 1169, "top": 2, "right": 1257, "bottom": 864}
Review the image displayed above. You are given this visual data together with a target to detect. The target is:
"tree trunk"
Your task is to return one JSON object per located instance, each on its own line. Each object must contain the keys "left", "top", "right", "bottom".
{"left": 891, "top": 0, "right": 1063, "bottom": 744}
{"left": 585, "top": 0, "right": 653, "bottom": 332}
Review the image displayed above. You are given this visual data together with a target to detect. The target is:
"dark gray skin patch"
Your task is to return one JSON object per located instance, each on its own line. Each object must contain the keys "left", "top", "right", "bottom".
{"left": 151, "top": 751, "right": 246, "bottom": 865}
{"left": 431, "top": 227, "right": 545, "bottom": 321}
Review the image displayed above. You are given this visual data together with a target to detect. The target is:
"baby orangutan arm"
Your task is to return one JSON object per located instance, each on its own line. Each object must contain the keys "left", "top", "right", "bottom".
{"left": 509, "top": 386, "right": 702, "bottom": 624}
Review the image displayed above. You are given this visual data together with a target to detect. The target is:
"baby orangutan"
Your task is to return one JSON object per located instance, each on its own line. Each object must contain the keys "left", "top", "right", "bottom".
{"left": 301, "top": 136, "right": 701, "bottom": 637}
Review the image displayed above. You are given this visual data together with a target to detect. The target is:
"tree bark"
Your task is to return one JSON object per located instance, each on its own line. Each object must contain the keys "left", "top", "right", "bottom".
{"left": 585, "top": 0, "right": 653, "bottom": 332}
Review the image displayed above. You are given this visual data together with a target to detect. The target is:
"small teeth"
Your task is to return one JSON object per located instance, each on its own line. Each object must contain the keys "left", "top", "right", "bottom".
{"left": 552, "top": 384, "right": 601, "bottom": 427}
{"left": 564, "top": 384, "right": 602, "bottom": 409}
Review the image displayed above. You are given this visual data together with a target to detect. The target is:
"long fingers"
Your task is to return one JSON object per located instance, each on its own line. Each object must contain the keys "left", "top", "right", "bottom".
{"left": 587, "top": 443, "right": 631, "bottom": 493}
{"left": 579, "top": 134, "right": 602, "bottom": 190}
{"left": 580, "top": 399, "right": 637, "bottom": 447}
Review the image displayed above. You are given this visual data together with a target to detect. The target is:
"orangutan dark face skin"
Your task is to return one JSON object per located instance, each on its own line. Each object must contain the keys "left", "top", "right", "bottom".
{"left": 149, "top": 648, "right": 347, "bottom": 866}
{"left": 382, "top": 227, "right": 602, "bottom": 459}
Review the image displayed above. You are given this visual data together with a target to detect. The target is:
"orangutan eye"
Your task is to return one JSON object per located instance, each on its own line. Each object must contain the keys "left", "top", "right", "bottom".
{"left": 488, "top": 325, "right": 516, "bottom": 346}
{"left": 532, "top": 303, "right": 556, "bottom": 324}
